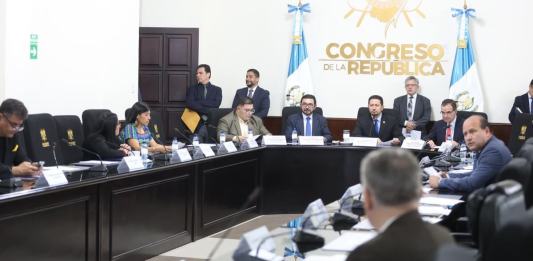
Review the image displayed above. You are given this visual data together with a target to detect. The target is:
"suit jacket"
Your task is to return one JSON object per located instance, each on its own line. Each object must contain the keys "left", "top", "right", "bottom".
{"left": 424, "top": 117, "right": 465, "bottom": 145}
{"left": 346, "top": 210, "right": 454, "bottom": 261}
{"left": 0, "top": 132, "right": 30, "bottom": 179}
{"left": 185, "top": 82, "right": 222, "bottom": 116}
{"left": 393, "top": 94, "right": 431, "bottom": 133}
{"left": 217, "top": 111, "right": 271, "bottom": 141}
{"left": 84, "top": 135, "right": 124, "bottom": 160}
{"left": 439, "top": 136, "right": 512, "bottom": 193}
{"left": 508, "top": 93, "right": 531, "bottom": 123}
{"left": 284, "top": 112, "right": 333, "bottom": 142}
{"left": 231, "top": 86, "right": 270, "bottom": 119}
{"left": 352, "top": 111, "right": 403, "bottom": 142}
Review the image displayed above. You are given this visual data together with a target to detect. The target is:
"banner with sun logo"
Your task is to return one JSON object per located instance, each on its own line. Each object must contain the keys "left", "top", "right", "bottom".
{"left": 448, "top": 6, "right": 484, "bottom": 112}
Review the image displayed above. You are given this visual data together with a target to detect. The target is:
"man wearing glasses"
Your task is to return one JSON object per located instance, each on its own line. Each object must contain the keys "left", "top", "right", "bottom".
{"left": 284, "top": 94, "right": 333, "bottom": 143}
{"left": 425, "top": 99, "right": 464, "bottom": 149}
{"left": 217, "top": 97, "right": 271, "bottom": 143}
{"left": 0, "top": 99, "right": 40, "bottom": 179}
{"left": 393, "top": 76, "right": 432, "bottom": 135}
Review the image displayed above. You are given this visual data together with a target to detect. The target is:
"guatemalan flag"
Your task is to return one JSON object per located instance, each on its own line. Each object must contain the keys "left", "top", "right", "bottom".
{"left": 285, "top": 2, "right": 314, "bottom": 107}
{"left": 448, "top": 6, "right": 484, "bottom": 112}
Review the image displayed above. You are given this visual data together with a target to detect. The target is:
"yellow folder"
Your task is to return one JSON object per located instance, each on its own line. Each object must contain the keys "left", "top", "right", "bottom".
{"left": 181, "top": 108, "right": 200, "bottom": 133}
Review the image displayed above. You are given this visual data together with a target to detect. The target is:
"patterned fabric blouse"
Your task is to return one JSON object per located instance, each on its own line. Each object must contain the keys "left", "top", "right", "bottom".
{"left": 121, "top": 123, "right": 152, "bottom": 145}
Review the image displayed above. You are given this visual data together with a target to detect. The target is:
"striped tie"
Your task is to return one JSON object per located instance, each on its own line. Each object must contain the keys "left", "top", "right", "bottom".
{"left": 407, "top": 96, "right": 413, "bottom": 120}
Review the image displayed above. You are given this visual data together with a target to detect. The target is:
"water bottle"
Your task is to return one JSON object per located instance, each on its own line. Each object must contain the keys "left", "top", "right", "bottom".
{"left": 343, "top": 130, "right": 350, "bottom": 142}
{"left": 219, "top": 131, "right": 226, "bottom": 144}
{"left": 192, "top": 134, "right": 199, "bottom": 146}
{"left": 171, "top": 137, "right": 179, "bottom": 153}
{"left": 140, "top": 142, "right": 148, "bottom": 162}
{"left": 291, "top": 128, "right": 298, "bottom": 145}
{"left": 247, "top": 127, "right": 254, "bottom": 141}
{"left": 460, "top": 143, "right": 467, "bottom": 163}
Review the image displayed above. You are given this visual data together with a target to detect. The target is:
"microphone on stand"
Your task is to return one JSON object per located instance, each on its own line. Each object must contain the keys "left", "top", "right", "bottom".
{"left": 60, "top": 138, "right": 107, "bottom": 172}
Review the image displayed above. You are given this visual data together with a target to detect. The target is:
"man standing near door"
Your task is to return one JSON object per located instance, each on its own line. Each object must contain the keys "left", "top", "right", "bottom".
{"left": 184, "top": 64, "right": 222, "bottom": 142}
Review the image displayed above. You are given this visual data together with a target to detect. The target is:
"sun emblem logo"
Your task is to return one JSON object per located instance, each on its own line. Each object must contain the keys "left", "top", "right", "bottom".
{"left": 344, "top": 0, "right": 426, "bottom": 37}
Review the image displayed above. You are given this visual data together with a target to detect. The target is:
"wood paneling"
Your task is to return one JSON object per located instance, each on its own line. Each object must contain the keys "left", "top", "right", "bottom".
{"left": 139, "top": 35, "right": 163, "bottom": 68}
{"left": 139, "top": 71, "right": 162, "bottom": 103}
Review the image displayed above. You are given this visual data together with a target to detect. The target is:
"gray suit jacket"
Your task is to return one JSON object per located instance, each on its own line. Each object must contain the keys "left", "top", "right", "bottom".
{"left": 346, "top": 210, "right": 454, "bottom": 261}
{"left": 217, "top": 111, "right": 271, "bottom": 142}
{"left": 393, "top": 94, "right": 431, "bottom": 133}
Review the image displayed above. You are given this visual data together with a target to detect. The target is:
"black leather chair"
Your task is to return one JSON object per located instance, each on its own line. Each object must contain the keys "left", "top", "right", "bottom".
{"left": 354, "top": 107, "right": 400, "bottom": 132}
{"left": 508, "top": 113, "right": 533, "bottom": 155}
{"left": 516, "top": 143, "right": 533, "bottom": 162}
{"left": 54, "top": 115, "right": 84, "bottom": 164}
{"left": 23, "top": 113, "right": 63, "bottom": 166}
{"left": 433, "top": 244, "right": 476, "bottom": 261}
{"left": 82, "top": 109, "right": 111, "bottom": 140}
{"left": 148, "top": 111, "right": 165, "bottom": 143}
{"left": 280, "top": 106, "right": 323, "bottom": 134}
{"left": 525, "top": 137, "right": 533, "bottom": 146}
{"left": 457, "top": 111, "right": 488, "bottom": 121}
{"left": 467, "top": 180, "right": 526, "bottom": 258}
{"left": 486, "top": 207, "right": 533, "bottom": 261}
{"left": 206, "top": 108, "right": 233, "bottom": 143}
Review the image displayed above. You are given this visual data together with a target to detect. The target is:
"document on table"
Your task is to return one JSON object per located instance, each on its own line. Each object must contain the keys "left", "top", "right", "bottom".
{"left": 304, "top": 254, "right": 348, "bottom": 261}
{"left": 418, "top": 205, "right": 452, "bottom": 217}
{"left": 420, "top": 197, "right": 463, "bottom": 207}
{"left": 74, "top": 160, "right": 120, "bottom": 166}
{"left": 352, "top": 218, "right": 374, "bottom": 231}
{"left": 323, "top": 231, "right": 377, "bottom": 252}
{"left": 43, "top": 165, "right": 90, "bottom": 172}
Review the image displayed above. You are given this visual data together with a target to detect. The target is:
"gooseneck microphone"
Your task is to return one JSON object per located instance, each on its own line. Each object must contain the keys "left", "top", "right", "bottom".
{"left": 174, "top": 128, "right": 192, "bottom": 145}
{"left": 60, "top": 138, "right": 107, "bottom": 172}
{"left": 51, "top": 142, "right": 60, "bottom": 169}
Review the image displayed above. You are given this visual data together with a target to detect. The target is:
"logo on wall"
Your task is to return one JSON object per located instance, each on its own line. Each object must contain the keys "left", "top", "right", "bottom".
{"left": 40, "top": 128, "right": 50, "bottom": 148}
{"left": 344, "top": 0, "right": 426, "bottom": 37}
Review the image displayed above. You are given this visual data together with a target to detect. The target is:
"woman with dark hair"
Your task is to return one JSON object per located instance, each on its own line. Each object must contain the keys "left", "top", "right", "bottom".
{"left": 121, "top": 102, "right": 169, "bottom": 153}
{"left": 84, "top": 112, "right": 130, "bottom": 160}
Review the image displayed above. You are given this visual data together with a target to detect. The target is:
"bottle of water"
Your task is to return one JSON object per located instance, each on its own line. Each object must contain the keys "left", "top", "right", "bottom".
{"left": 171, "top": 137, "right": 179, "bottom": 153}
{"left": 460, "top": 143, "right": 467, "bottom": 163}
{"left": 291, "top": 128, "right": 298, "bottom": 145}
{"left": 247, "top": 127, "right": 253, "bottom": 141}
{"left": 140, "top": 142, "right": 148, "bottom": 162}
{"left": 192, "top": 134, "right": 200, "bottom": 146}
{"left": 219, "top": 131, "right": 225, "bottom": 144}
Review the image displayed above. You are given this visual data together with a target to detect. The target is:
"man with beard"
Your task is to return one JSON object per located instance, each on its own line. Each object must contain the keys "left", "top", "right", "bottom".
{"left": 353, "top": 95, "right": 402, "bottom": 145}
{"left": 284, "top": 94, "right": 332, "bottom": 143}
{"left": 231, "top": 69, "right": 270, "bottom": 119}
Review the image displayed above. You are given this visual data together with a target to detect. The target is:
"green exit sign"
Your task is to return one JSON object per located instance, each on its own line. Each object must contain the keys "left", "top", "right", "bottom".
{"left": 30, "top": 34, "right": 38, "bottom": 60}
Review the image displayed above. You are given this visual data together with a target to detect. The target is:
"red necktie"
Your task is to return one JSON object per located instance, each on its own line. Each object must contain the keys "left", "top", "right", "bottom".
{"left": 446, "top": 125, "right": 452, "bottom": 141}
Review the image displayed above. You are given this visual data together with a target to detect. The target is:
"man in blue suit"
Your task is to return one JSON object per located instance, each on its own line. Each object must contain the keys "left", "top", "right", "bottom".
{"left": 185, "top": 64, "right": 222, "bottom": 141}
{"left": 425, "top": 99, "right": 464, "bottom": 149}
{"left": 508, "top": 79, "right": 533, "bottom": 123}
{"left": 284, "top": 94, "right": 332, "bottom": 143}
{"left": 231, "top": 69, "right": 270, "bottom": 119}
{"left": 429, "top": 115, "right": 512, "bottom": 193}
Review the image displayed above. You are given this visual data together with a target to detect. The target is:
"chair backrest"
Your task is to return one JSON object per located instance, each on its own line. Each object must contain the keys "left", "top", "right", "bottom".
{"left": 54, "top": 115, "right": 84, "bottom": 164}
{"left": 496, "top": 157, "right": 532, "bottom": 209}
{"left": 148, "top": 111, "right": 165, "bottom": 143}
{"left": 525, "top": 137, "right": 533, "bottom": 146}
{"left": 23, "top": 113, "right": 63, "bottom": 166}
{"left": 457, "top": 111, "right": 488, "bottom": 121}
{"left": 434, "top": 244, "right": 476, "bottom": 261}
{"left": 467, "top": 180, "right": 526, "bottom": 257}
{"left": 486, "top": 207, "right": 533, "bottom": 261}
{"left": 507, "top": 113, "right": 533, "bottom": 154}
{"left": 82, "top": 109, "right": 111, "bottom": 140}
{"left": 206, "top": 108, "right": 233, "bottom": 143}
{"left": 516, "top": 144, "right": 533, "bottom": 162}
{"left": 280, "top": 106, "right": 323, "bottom": 133}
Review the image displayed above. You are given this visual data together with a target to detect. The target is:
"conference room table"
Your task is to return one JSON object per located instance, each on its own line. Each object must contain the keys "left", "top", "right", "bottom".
{"left": 0, "top": 144, "right": 438, "bottom": 261}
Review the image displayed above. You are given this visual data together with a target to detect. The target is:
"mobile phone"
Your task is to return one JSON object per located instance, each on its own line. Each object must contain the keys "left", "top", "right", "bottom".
{"left": 31, "top": 161, "right": 44, "bottom": 168}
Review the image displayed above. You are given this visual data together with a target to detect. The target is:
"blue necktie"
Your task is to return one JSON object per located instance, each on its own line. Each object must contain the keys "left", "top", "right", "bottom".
{"left": 305, "top": 117, "right": 312, "bottom": 136}
{"left": 373, "top": 118, "right": 380, "bottom": 136}
{"left": 529, "top": 98, "right": 532, "bottom": 114}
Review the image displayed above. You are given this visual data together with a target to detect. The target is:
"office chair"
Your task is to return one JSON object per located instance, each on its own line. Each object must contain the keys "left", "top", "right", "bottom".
{"left": 23, "top": 113, "right": 64, "bottom": 166}
{"left": 485, "top": 207, "right": 533, "bottom": 261}
{"left": 280, "top": 106, "right": 323, "bottom": 134}
{"left": 148, "top": 110, "right": 165, "bottom": 143}
{"left": 54, "top": 115, "right": 84, "bottom": 164}
{"left": 82, "top": 109, "right": 111, "bottom": 140}
{"left": 507, "top": 114, "right": 533, "bottom": 154}
{"left": 206, "top": 108, "right": 233, "bottom": 143}
{"left": 467, "top": 180, "right": 526, "bottom": 258}
{"left": 433, "top": 244, "right": 476, "bottom": 261}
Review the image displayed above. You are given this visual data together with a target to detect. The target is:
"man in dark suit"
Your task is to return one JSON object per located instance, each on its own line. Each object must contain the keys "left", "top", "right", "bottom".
{"left": 0, "top": 99, "right": 40, "bottom": 179}
{"left": 508, "top": 79, "right": 533, "bottom": 123}
{"left": 346, "top": 148, "right": 454, "bottom": 261}
{"left": 284, "top": 94, "right": 332, "bottom": 143}
{"left": 185, "top": 64, "right": 222, "bottom": 141}
{"left": 429, "top": 116, "right": 512, "bottom": 193}
{"left": 393, "top": 76, "right": 431, "bottom": 135}
{"left": 425, "top": 99, "right": 464, "bottom": 149}
{"left": 231, "top": 69, "right": 270, "bottom": 119}
{"left": 353, "top": 95, "right": 402, "bottom": 145}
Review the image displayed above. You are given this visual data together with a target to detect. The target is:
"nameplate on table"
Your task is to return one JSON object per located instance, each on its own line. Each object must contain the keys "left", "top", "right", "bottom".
{"left": 223, "top": 141, "right": 238, "bottom": 152}
{"left": 401, "top": 138, "right": 426, "bottom": 150}
{"left": 171, "top": 148, "right": 192, "bottom": 163}
{"left": 117, "top": 155, "right": 145, "bottom": 173}
{"left": 352, "top": 137, "right": 379, "bottom": 147}
{"left": 262, "top": 135, "right": 287, "bottom": 146}
{"left": 42, "top": 168, "right": 68, "bottom": 186}
{"left": 298, "top": 136, "right": 324, "bottom": 146}
{"left": 241, "top": 139, "right": 259, "bottom": 150}
{"left": 199, "top": 144, "right": 215, "bottom": 157}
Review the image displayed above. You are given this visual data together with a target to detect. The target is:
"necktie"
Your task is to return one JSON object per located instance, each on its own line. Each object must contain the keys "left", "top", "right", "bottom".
{"left": 203, "top": 85, "right": 208, "bottom": 99}
{"left": 446, "top": 125, "right": 452, "bottom": 141}
{"left": 305, "top": 117, "right": 312, "bottom": 136}
{"left": 407, "top": 96, "right": 413, "bottom": 120}
{"left": 529, "top": 97, "right": 532, "bottom": 114}
{"left": 248, "top": 88, "right": 254, "bottom": 98}
{"left": 373, "top": 118, "right": 380, "bottom": 136}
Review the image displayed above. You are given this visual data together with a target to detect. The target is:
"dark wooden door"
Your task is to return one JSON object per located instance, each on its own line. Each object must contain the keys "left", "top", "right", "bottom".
{"left": 139, "top": 27, "right": 199, "bottom": 143}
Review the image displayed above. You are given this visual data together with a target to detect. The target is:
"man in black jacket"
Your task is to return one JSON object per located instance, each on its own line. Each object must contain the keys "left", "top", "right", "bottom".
{"left": 0, "top": 99, "right": 40, "bottom": 179}
{"left": 353, "top": 95, "right": 402, "bottom": 145}
{"left": 508, "top": 79, "right": 533, "bottom": 123}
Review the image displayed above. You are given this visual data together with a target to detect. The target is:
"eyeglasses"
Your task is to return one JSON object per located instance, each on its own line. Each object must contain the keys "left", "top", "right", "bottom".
{"left": 1, "top": 113, "right": 24, "bottom": 132}
{"left": 243, "top": 108, "right": 255, "bottom": 113}
{"left": 301, "top": 103, "right": 315, "bottom": 108}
